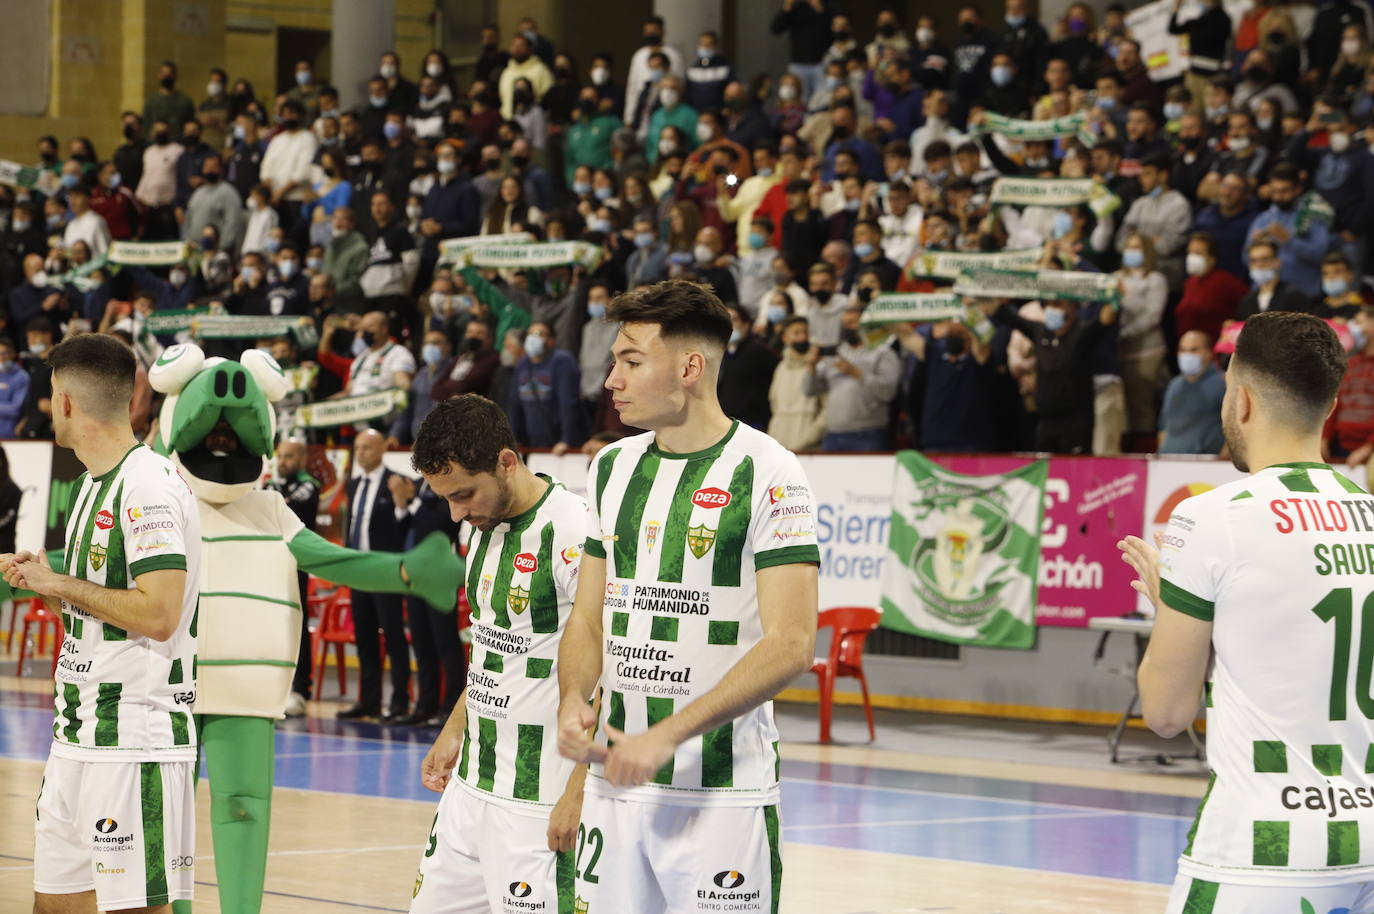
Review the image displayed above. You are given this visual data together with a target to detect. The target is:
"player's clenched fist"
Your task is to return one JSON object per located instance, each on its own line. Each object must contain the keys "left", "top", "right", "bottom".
{"left": 557, "top": 700, "right": 606, "bottom": 763}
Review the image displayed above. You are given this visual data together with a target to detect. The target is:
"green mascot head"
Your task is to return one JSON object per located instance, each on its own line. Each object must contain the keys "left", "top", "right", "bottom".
{"left": 148, "top": 343, "right": 290, "bottom": 504}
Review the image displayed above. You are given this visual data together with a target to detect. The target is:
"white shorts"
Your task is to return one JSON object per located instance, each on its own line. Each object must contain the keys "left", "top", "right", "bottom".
{"left": 573, "top": 792, "right": 782, "bottom": 914}
{"left": 1166, "top": 874, "right": 1374, "bottom": 913}
{"left": 409, "top": 784, "right": 574, "bottom": 914}
{"left": 34, "top": 754, "right": 195, "bottom": 911}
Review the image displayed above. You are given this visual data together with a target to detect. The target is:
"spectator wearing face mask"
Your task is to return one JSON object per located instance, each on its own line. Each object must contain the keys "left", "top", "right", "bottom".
{"left": 1236, "top": 240, "right": 1313, "bottom": 320}
{"left": 806, "top": 303, "right": 901, "bottom": 451}
{"left": 646, "top": 76, "right": 699, "bottom": 165}
{"left": 17, "top": 317, "right": 55, "bottom": 439}
{"left": 567, "top": 88, "right": 623, "bottom": 187}
{"left": 135, "top": 119, "right": 184, "bottom": 240}
{"left": 3, "top": 202, "right": 47, "bottom": 265}
{"left": 8, "top": 255, "right": 63, "bottom": 332}
{"left": 227, "top": 251, "right": 272, "bottom": 316}
{"left": 266, "top": 245, "right": 310, "bottom": 317}
{"left": 286, "top": 59, "right": 323, "bottom": 125}
{"left": 1168, "top": 0, "right": 1232, "bottom": 108}
{"left": 718, "top": 304, "right": 780, "bottom": 431}
{"left": 324, "top": 207, "right": 370, "bottom": 312}
{"left": 1116, "top": 233, "right": 1169, "bottom": 438}
{"left": 508, "top": 321, "right": 584, "bottom": 452}
{"left": 172, "top": 118, "right": 214, "bottom": 211}
{"left": 1314, "top": 250, "right": 1374, "bottom": 320}
{"left": 578, "top": 281, "right": 619, "bottom": 406}
{"left": 432, "top": 319, "right": 501, "bottom": 402}
{"left": 1157, "top": 330, "right": 1225, "bottom": 455}
{"left": 183, "top": 153, "right": 244, "bottom": 256}
{"left": 685, "top": 31, "right": 735, "bottom": 112}
{"left": 1244, "top": 163, "right": 1331, "bottom": 297}
{"left": 89, "top": 162, "right": 141, "bottom": 242}
{"left": 1326, "top": 305, "right": 1374, "bottom": 466}
{"left": 378, "top": 51, "right": 418, "bottom": 116}
{"left": 261, "top": 100, "right": 320, "bottom": 217}
{"left": 142, "top": 61, "right": 196, "bottom": 142}
{"left": 1285, "top": 101, "right": 1366, "bottom": 250}
{"left": 1176, "top": 232, "right": 1248, "bottom": 342}
{"left": 0, "top": 339, "right": 30, "bottom": 438}
{"left": 387, "top": 330, "right": 454, "bottom": 447}
{"left": 241, "top": 184, "right": 279, "bottom": 257}
{"left": 498, "top": 35, "right": 553, "bottom": 121}
{"left": 767, "top": 316, "right": 827, "bottom": 450}
{"left": 686, "top": 226, "right": 740, "bottom": 305}
{"left": 114, "top": 112, "right": 147, "bottom": 191}
{"left": 626, "top": 215, "right": 669, "bottom": 288}
{"left": 125, "top": 261, "right": 198, "bottom": 314}
{"left": 1115, "top": 153, "right": 1190, "bottom": 282}
{"left": 770, "top": 1, "right": 837, "bottom": 99}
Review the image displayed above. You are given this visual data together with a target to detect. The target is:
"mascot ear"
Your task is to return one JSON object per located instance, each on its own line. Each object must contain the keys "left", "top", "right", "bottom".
{"left": 149, "top": 343, "right": 205, "bottom": 394}
{"left": 240, "top": 349, "right": 290, "bottom": 403}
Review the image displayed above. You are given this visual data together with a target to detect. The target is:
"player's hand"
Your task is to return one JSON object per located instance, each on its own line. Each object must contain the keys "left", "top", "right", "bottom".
{"left": 600, "top": 725, "right": 676, "bottom": 788}
{"left": 557, "top": 700, "right": 607, "bottom": 764}
{"left": 546, "top": 782, "right": 583, "bottom": 852}
{"left": 1118, "top": 533, "right": 1162, "bottom": 613}
{"left": 388, "top": 473, "right": 416, "bottom": 504}
{"left": 420, "top": 726, "right": 463, "bottom": 793}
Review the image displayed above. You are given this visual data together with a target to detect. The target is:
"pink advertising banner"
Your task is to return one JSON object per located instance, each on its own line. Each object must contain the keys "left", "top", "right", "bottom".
{"left": 931, "top": 455, "right": 1148, "bottom": 627}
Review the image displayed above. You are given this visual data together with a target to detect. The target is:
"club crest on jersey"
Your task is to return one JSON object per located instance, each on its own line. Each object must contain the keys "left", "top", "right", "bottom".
{"left": 509, "top": 585, "right": 530, "bottom": 615}
{"left": 95, "top": 510, "right": 115, "bottom": 530}
{"left": 692, "top": 487, "right": 731, "bottom": 509}
{"left": 574, "top": 898, "right": 589, "bottom": 914}
{"left": 480, "top": 575, "right": 494, "bottom": 600}
{"left": 687, "top": 524, "right": 717, "bottom": 559}
{"left": 645, "top": 521, "right": 661, "bottom": 551}
{"left": 88, "top": 543, "right": 107, "bottom": 571}
{"left": 513, "top": 552, "right": 538, "bottom": 574}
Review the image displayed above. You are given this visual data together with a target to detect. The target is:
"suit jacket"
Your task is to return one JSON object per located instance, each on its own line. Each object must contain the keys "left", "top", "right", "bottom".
{"left": 1235, "top": 281, "right": 1313, "bottom": 322}
{"left": 345, "top": 468, "right": 404, "bottom": 553}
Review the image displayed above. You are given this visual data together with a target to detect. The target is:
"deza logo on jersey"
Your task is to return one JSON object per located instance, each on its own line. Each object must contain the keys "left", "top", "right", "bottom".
{"left": 95, "top": 510, "right": 115, "bottom": 530}
{"left": 692, "top": 487, "right": 732, "bottom": 509}
{"left": 513, "top": 553, "right": 539, "bottom": 574}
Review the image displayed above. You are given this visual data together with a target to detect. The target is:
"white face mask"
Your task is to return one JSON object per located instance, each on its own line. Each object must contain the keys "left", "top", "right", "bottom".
{"left": 916, "top": 27, "right": 935, "bottom": 46}
{"left": 380, "top": 63, "right": 397, "bottom": 79}
{"left": 426, "top": 62, "right": 444, "bottom": 77}
{"left": 591, "top": 66, "right": 609, "bottom": 86}
{"left": 695, "top": 122, "right": 714, "bottom": 143}
{"left": 1343, "top": 39, "right": 1362, "bottom": 57}
{"left": 659, "top": 88, "right": 679, "bottom": 108}
{"left": 1229, "top": 135, "right": 1251, "bottom": 151}
{"left": 207, "top": 81, "right": 223, "bottom": 97}
{"left": 1330, "top": 131, "right": 1352, "bottom": 153}
{"left": 1185, "top": 252, "right": 1208, "bottom": 276}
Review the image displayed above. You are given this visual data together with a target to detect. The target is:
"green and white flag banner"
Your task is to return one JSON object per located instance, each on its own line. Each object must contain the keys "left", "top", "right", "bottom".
{"left": 989, "top": 177, "right": 1104, "bottom": 207}
{"left": 442, "top": 239, "right": 603, "bottom": 270}
{"left": 880, "top": 450, "right": 1047, "bottom": 649}
{"left": 142, "top": 309, "right": 319, "bottom": 346}
{"left": 911, "top": 247, "right": 1043, "bottom": 280}
{"left": 860, "top": 293, "right": 965, "bottom": 325}
{"left": 973, "top": 112, "right": 1097, "bottom": 147}
{"left": 437, "top": 232, "right": 533, "bottom": 261}
{"left": 954, "top": 268, "right": 1119, "bottom": 304}
{"left": 0, "top": 160, "right": 59, "bottom": 194}
{"left": 294, "top": 388, "right": 408, "bottom": 428}
{"left": 108, "top": 241, "right": 190, "bottom": 265}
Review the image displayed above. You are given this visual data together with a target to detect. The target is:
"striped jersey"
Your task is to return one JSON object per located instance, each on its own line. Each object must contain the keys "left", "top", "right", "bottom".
{"left": 456, "top": 475, "right": 584, "bottom": 815}
{"left": 1161, "top": 463, "right": 1374, "bottom": 886}
{"left": 584, "top": 421, "right": 820, "bottom": 807}
{"left": 52, "top": 444, "right": 202, "bottom": 763}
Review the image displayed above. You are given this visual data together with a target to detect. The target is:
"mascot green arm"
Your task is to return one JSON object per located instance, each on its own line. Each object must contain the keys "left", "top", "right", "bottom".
{"left": 287, "top": 528, "right": 464, "bottom": 611}
{"left": 0, "top": 549, "right": 68, "bottom": 602}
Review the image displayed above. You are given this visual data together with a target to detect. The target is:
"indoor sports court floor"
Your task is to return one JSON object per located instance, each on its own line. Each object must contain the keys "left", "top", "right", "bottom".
{"left": 0, "top": 672, "right": 1206, "bottom": 913}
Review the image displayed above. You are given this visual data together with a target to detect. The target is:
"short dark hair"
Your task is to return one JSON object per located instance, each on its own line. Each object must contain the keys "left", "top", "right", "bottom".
{"left": 1323, "top": 250, "right": 1352, "bottom": 269}
{"left": 605, "top": 279, "right": 732, "bottom": 351}
{"left": 47, "top": 333, "right": 136, "bottom": 419}
{"left": 1234, "top": 311, "right": 1345, "bottom": 430}
{"left": 1189, "top": 231, "right": 1218, "bottom": 258}
{"left": 411, "top": 394, "right": 520, "bottom": 477}
{"left": 1269, "top": 162, "right": 1303, "bottom": 187}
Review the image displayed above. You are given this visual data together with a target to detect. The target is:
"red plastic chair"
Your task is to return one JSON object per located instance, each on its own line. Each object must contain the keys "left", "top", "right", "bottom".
{"left": 312, "top": 587, "right": 354, "bottom": 700}
{"left": 809, "top": 607, "right": 882, "bottom": 744}
{"left": 15, "top": 598, "right": 63, "bottom": 678}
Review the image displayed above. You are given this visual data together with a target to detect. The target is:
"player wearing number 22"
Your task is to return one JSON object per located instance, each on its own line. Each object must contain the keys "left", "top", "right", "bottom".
{"left": 558, "top": 280, "right": 821, "bottom": 914}
{"left": 407, "top": 394, "right": 588, "bottom": 914}
{"left": 1121, "top": 311, "right": 1374, "bottom": 914}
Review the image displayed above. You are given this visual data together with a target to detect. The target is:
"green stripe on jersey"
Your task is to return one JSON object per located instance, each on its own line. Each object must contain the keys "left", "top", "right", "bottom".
{"left": 1181, "top": 879, "right": 1219, "bottom": 914}
{"left": 168, "top": 659, "right": 183, "bottom": 685}
{"left": 1314, "top": 744, "right": 1344, "bottom": 777}
{"left": 702, "top": 722, "right": 733, "bottom": 788}
{"left": 140, "top": 762, "right": 169, "bottom": 906}
{"left": 526, "top": 657, "right": 552, "bottom": 679}
{"left": 476, "top": 717, "right": 497, "bottom": 791}
{"left": 484, "top": 650, "right": 504, "bottom": 674}
{"left": 457, "top": 729, "right": 471, "bottom": 781}
{"left": 94, "top": 682, "right": 121, "bottom": 746}
{"left": 607, "top": 691, "right": 625, "bottom": 746}
{"left": 466, "top": 530, "right": 492, "bottom": 622}
{"left": 1278, "top": 468, "right": 1318, "bottom": 493}
{"left": 1253, "top": 740, "right": 1287, "bottom": 772}
{"left": 764, "top": 805, "right": 782, "bottom": 914}
{"left": 646, "top": 697, "right": 675, "bottom": 784}
{"left": 170, "top": 712, "right": 190, "bottom": 746}
{"left": 1366, "top": 744, "right": 1374, "bottom": 773}
{"left": 1183, "top": 772, "right": 1215, "bottom": 857}
{"left": 1335, "top": 472, "right": 1367, "bottom": 494}
{"left": 1329, "top": 821, "right": 1360, "bottom": 866}
{"left": 488, "top": 512, "right": 536, "bottom": 630}
{"left": 61, "top": 683, "right": 82, "bottom": 742}
{"left": 594, "top": 448, "right": 621, "bottom": 519}
{"left": 63, "top": 479, "right": 94, "bottom": 575}
{"left": 612, "top": 451, "right": 662, "bottom": 577}
{"left": 556, "top": 848, "right": 576, "bottom": 914}
{"left": 712, "top": 457, "right": 754, "bottom": 587}
{"left": 70, "top": 617, "right": 83, "bottom": 639}
{"left": 1253, "top": 820, "right": 1290, "bottom": 866}
{"left": 529, "top": 523, "right": 558, "bottom": 633}
{"left": 513, "top": 723, "right": 543, "bottom": 800}
{"left": 73, "top": 472, "right": 118, "bottom": 581}
{"left": 656, "top": 455, "right": 714, "bottom": 582}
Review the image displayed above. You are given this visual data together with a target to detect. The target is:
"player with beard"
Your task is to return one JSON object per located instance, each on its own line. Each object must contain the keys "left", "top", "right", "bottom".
{"left": 1121, "top": 311, "right": 1374, "bottom": 912}
{"left": 406, "top": 394, "right": 586, "bottom": 914}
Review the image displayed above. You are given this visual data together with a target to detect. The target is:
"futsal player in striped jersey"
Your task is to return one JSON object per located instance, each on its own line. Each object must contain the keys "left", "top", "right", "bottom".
{"left": 1122, "top": 312, "right": 1374, "bottom": 912}
{"left": 557, "top": 280, "right": 820, "bottom": 913}
{"left": 407, "top": 394, "right": 586, "bottom": 914}
{"left": 4, "top": 334, "right": 202, "bottom": 913}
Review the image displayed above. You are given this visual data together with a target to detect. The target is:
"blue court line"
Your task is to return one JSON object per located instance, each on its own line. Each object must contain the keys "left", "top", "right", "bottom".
{"left": 0, "top": 697, "right": 1195, "bottom": 885}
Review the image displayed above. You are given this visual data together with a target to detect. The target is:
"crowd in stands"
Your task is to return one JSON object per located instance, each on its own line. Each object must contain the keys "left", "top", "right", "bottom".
{"left": 8, "top": 0, "right": 1374, "bottom": 462}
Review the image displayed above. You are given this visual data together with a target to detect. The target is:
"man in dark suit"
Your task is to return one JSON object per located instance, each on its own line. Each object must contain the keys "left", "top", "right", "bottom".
{"left": 1235, "top": 239, "right": 1313, "bottom": 321}
{"left": 388, "top": 473, "right": 463, "bottom": 726}
{"left": 266, "top": 438, "right": 321, "bottom": 717}
{"left": 339, "top": 429, "right": 412, "bottom": 721}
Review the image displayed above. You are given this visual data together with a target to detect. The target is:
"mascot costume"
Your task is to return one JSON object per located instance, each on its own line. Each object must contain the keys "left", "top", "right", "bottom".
{"left": 145, "top": 343, "right": 463, "bottom": 914}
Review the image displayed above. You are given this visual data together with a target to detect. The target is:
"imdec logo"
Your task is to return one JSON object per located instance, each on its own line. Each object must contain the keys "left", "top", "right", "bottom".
{"left": 513, "top": 553, "right": 538, "bottom": 573}
{"left": 95, "top": 818, "right": 118, "bottom": 834}
{"left": 692, "top": 488, "right": 731, "bottom": 509}
{"left": 509, "top": 881, "right": 533, "bottom": 897}
{"left": 713, "top": 870, "right": 745, "bottom": 889}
